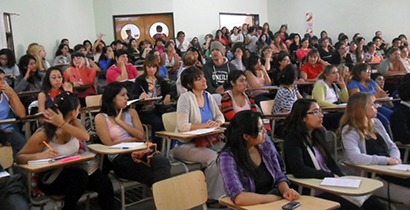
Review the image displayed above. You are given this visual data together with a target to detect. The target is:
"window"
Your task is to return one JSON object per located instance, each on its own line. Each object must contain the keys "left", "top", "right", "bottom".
{"left": 219, "top": 13, "right": 259, "bottom": 30}
{"left": 3, "top": 13, "right": 14, "bottom": 51}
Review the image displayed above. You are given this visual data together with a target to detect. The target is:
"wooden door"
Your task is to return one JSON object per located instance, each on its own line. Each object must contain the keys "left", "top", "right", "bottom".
{"left": 114, "top": 13, "right": 174, "bottom": 44}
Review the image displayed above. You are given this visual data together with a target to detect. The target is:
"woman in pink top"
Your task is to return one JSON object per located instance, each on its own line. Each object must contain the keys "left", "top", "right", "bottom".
{"left": 95, "top": 82, "right": 171, "bottom": 186}
{"left": 63, "top": 52, "right": 96, "bottom": 106}
{"left": 106, "top": 49, "right": 139, "bottom": 84}
{"left": 245, "top": 55, "right": 274, "bottom": 105}
{"left": 271, "top": 34, "right": 288, "bottom": 56}
{"left": 296, "top": 38, "right": 311, "bottom": 60}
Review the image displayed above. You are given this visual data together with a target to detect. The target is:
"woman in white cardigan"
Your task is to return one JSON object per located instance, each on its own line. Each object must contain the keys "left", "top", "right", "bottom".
{"left": 339, "top": 92, "right": 410, "bottom": 205}
{"left": 171, "top": 66, "right": 226, "bottom": 208}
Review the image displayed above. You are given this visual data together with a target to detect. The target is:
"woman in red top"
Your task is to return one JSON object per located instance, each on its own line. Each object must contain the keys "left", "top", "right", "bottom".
{"left": 215, "top": 29, "right": 229, "bottom": 47}
{"left": 63, "top": 52, "right": 96, "bottom": 106}
{"left": 300, "top": 50, "right": 323, "bottom": 81}
{"left": 106, "top": 49, "right": 139, "bottom": 84}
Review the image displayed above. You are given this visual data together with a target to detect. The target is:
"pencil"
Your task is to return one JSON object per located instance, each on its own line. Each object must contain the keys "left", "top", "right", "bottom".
{"left": 43, "top": 141, "right": 54, "bottom": 150}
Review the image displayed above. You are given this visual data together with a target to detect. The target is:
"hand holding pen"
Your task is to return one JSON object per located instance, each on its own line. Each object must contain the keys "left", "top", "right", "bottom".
{"left": 41, "top": 141, "right": 59, "bottom": 159}
{"left": 139, "top": 85, "right": 150, "bottom": 99}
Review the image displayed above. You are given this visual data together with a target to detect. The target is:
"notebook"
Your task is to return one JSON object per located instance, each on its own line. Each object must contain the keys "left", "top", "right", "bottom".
{"left": 109, "top": 142, "right": 146, "bottom": 149}
{"left": 320, "top": 177, "right": 361, "bottom": 188}
{"left": 390, "top": 164, "right": 410, "bottom": 172}
{"left": 0, "top": 171, "right": 10, "bottom": 178}
{"left": 27, "top": 155, "right": 69, "bottom": 165}
{"left": 182, "top": 128, "right": 218, "bottom": 135}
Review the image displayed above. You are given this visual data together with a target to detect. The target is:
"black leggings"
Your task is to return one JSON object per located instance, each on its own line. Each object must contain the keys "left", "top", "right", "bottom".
{"left": 38, "top": 168, "right": 115, "bottom": 210}
{"left": 112, "top": 153, "right": 171, "bottom": 186}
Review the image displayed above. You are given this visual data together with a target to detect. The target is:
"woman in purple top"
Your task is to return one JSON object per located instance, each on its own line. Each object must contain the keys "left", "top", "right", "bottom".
{"left": 218, "top": 110, "right": 299, "bottom": 206}
{"left": 284, "top": 99, "right": 385, "bottom": 210}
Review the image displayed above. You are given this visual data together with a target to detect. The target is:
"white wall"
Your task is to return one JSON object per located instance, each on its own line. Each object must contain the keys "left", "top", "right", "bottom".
{"left": 267, "top": 0, "right": 410, "bottom": 44}
{"left": 96, "top": 0, "right": 268, "bottom": 44}
{"left": 1, "top": 0, "right": 96, "bottom": 62}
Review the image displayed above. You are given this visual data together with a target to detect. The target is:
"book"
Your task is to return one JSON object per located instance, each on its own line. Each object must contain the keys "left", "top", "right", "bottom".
{"left": 127, "top": 99, "right": 143, "bottom": 106}
{"left": 320, "top": 177, "right": 361, "bottom": 188}
{"left": 182, "top": 128, "right": 218, "bottom": 135}
{"left": 390, "top": 164, "right": 410, "bottom": 172}
{"left": 27, "top": 155, "right": 69, "bottom": 165}
{"left": 0, "top": 171, "right": 10, "bottom": 178}
{"left": 109, "top": 142, "right": 145, "bottom": 149}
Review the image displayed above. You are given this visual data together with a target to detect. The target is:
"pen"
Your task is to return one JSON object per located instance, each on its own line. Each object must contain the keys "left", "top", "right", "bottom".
{"left": 140, "top": 85, "right": 147, "bottom": 94}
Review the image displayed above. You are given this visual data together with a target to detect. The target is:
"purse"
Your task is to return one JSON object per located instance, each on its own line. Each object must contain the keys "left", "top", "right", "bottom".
{"left": 195, "top": 133, "right": 225, "bottom": 147}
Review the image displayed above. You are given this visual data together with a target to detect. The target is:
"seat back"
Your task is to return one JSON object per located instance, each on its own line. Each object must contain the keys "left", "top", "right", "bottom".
{"left": 260, "top": 100, "right": 274, "bottom": 115}
{"left": 162, "top": 112, "right": 177, "bottom": 132}
{"left": 85, "top": 94, "right": 102, "bottom": 107}
{"left": 0, "top": 146, "right": 13, "bottom": 170}
{"left": 152, "top": 170, "right": 207, "bottom": 210}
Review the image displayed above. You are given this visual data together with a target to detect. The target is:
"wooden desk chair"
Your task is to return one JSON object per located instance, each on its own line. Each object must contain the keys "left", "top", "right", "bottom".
{"left": 85, "top": 94, "right": 102, "bottom": 137}
{"left": 152, "top": 170, "right": 207, "bottom": 210}
{"left": 0, "top": 145, "right": 13, "bottom": 174}
{"left": 259, "top": 100, "right": 284, "bottom": 145}
{"left": 395, "top": 142, "right": 410, "bottom": 163}
{"left": 162, "top": 112, "right": 202, "bottom": 173}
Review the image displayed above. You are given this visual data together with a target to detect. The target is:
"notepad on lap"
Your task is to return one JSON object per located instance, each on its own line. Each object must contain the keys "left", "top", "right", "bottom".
{"left": 109, "top": 142, "right": 145, "bottom": 149}
{"left": 320, "top": 177, "right": 361, "bottom": 188}
{"left": 27, "top": 155, "right": 69, "bottom": 165}
{"left": 127, "top": 99, "right": 143, "bottom": 106}
{"left": 390, "top": 164, "right": 410, "bottom": 172}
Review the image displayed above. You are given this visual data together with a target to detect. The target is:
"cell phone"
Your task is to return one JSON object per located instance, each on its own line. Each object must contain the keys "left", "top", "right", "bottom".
{"left": 140, "top": 145, "right": 157, "bottom": 164}
{"left": 282, "top": 201, "right": 300, "bottom": 210}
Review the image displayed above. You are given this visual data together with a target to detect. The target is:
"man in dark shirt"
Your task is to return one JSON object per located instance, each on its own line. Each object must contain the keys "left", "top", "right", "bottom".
{"left": 202, "top": 41, "right": 237, "bottom": 105}
{"left": 391, "top": 74, "right": 410, "bottom": 146}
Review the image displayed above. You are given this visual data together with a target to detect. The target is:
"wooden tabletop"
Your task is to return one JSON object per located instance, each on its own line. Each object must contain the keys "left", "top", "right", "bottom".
{"left": 17, "top": 152, "right": 96, "bottom": 172}
{"left": 17, "top": 90, "right": 41, "bottom": 97}
{"left": 262, "top": 113, "right": 289, "bottom": 119}
{"left": 287, "top": 174, "right": 383, "bottom": 196}
{"left": 321, "top": 105, "right": 346, "bottom": 112}
{"left": 73, "top": 85, "right": 91, "bottom": 91}
{"left": 343, "top": 161, "right": 410, "bottom": 179}
{"left": 0, "top": 118, "right": 20, "bottom": 125}
{"left": 88, "top": 143, "right": 147, "bottom": 155}
{"left": 248, "top": 86, "right": 279, "bottom": 91}
{"left": 219, "top": 195, "right": 340, "bottom": 210}
{"left": 155, "top": 128, "right": 226, "bottom": 140}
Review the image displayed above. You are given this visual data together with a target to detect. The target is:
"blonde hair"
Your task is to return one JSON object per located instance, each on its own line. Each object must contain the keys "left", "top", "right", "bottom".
{"left": 337, "top": 92, "right": 375, "bottom": 142}
{"left": 28, "top": 45, "right": 48, "bottom": 71}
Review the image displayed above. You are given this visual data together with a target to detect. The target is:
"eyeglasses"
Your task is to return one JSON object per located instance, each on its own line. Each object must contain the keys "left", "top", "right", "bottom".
{"left": 364, "top": 69, "right": 372, "bottom": 73}
{"left": 307, "top": 108, "right": 323, "bottom": 116}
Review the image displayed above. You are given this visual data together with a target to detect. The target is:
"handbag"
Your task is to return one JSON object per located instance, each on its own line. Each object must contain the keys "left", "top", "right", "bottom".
{"left": 195, "top": 133, "right": 225, "bottom": 147}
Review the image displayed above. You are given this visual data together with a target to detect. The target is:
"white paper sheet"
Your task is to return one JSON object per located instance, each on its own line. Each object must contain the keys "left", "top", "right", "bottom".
{"left": 390, "top": 164, "right": 410, "bottom": 172}
{"left": 0, "top": 171, "right": 10, "bottom": 178}
{"left": 320, "top": 177, "right": 361, "bottom": 188}
{"left": 182, "top": 128, "right": 217, "bottom": 135}
{"left": 109, "top": 142, "right": 145, "bottom": 149}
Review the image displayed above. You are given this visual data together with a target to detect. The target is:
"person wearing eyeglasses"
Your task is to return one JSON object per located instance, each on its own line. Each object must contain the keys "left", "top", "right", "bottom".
{"left": 347, "top": 63, "right": 392, "bottom": 133}
{"left": 219, "top": 110, "right": 299, "bottom": 206}
{"left": 339, "top": 92, "right": 410, "bottom": 206}
{"left": 285, "top": 98, "right": 385, "bottom": 210}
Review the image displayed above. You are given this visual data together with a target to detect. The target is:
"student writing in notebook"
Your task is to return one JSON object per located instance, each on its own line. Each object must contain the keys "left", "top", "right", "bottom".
{"left": 16, "top": 92, "right": 114, "bottom": 210}
{"left": 284, "top": 99, "right": 384, "bottom": 210}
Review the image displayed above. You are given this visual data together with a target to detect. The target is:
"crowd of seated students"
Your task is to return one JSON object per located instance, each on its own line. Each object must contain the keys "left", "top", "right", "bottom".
{"left": 2, "top": 22, "right": 410, "bottom": 209}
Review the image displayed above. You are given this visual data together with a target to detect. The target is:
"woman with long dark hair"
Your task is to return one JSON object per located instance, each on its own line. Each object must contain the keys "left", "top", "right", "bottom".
{"left": 16, "top": 92, "right": 115, "bottom": 210}
{"left": 219, "top": 110, "right": 299, "bottom": 206}
{"left": 285, "top": 98, "right": 385, "bottom": 210}
{"left": 245, "top": 55, "right": 274, "bottom": 105}
{"left": 95, "top": 82, "right": 171, "bottom": 186}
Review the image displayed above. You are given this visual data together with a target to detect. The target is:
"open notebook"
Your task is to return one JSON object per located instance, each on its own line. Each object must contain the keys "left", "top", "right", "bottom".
{"left": 320, "top": 177, "right": 361, "bottom": 188}
{"left": 109, "top": 142, "right": 146, "bottom": 149}
{"left": 27, "top": 155, "right": 69, "bottom": 165}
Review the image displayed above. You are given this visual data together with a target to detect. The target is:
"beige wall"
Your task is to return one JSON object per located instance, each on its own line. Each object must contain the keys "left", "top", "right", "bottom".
{"left": 267, "top": 0, "right": 410, "bottom": 44}
{"left": 1, "top": 0, "right": 96, "bottom": 62}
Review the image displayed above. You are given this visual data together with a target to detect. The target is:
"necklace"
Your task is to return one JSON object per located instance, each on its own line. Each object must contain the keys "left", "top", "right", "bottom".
{"left": 200, "top": 106, "right": 205, "bottom": 112}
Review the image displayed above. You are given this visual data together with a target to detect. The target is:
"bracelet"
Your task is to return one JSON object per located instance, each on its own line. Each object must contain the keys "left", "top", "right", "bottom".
{"left": 59, "top": 122, "right": 66, "bottom": 128}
